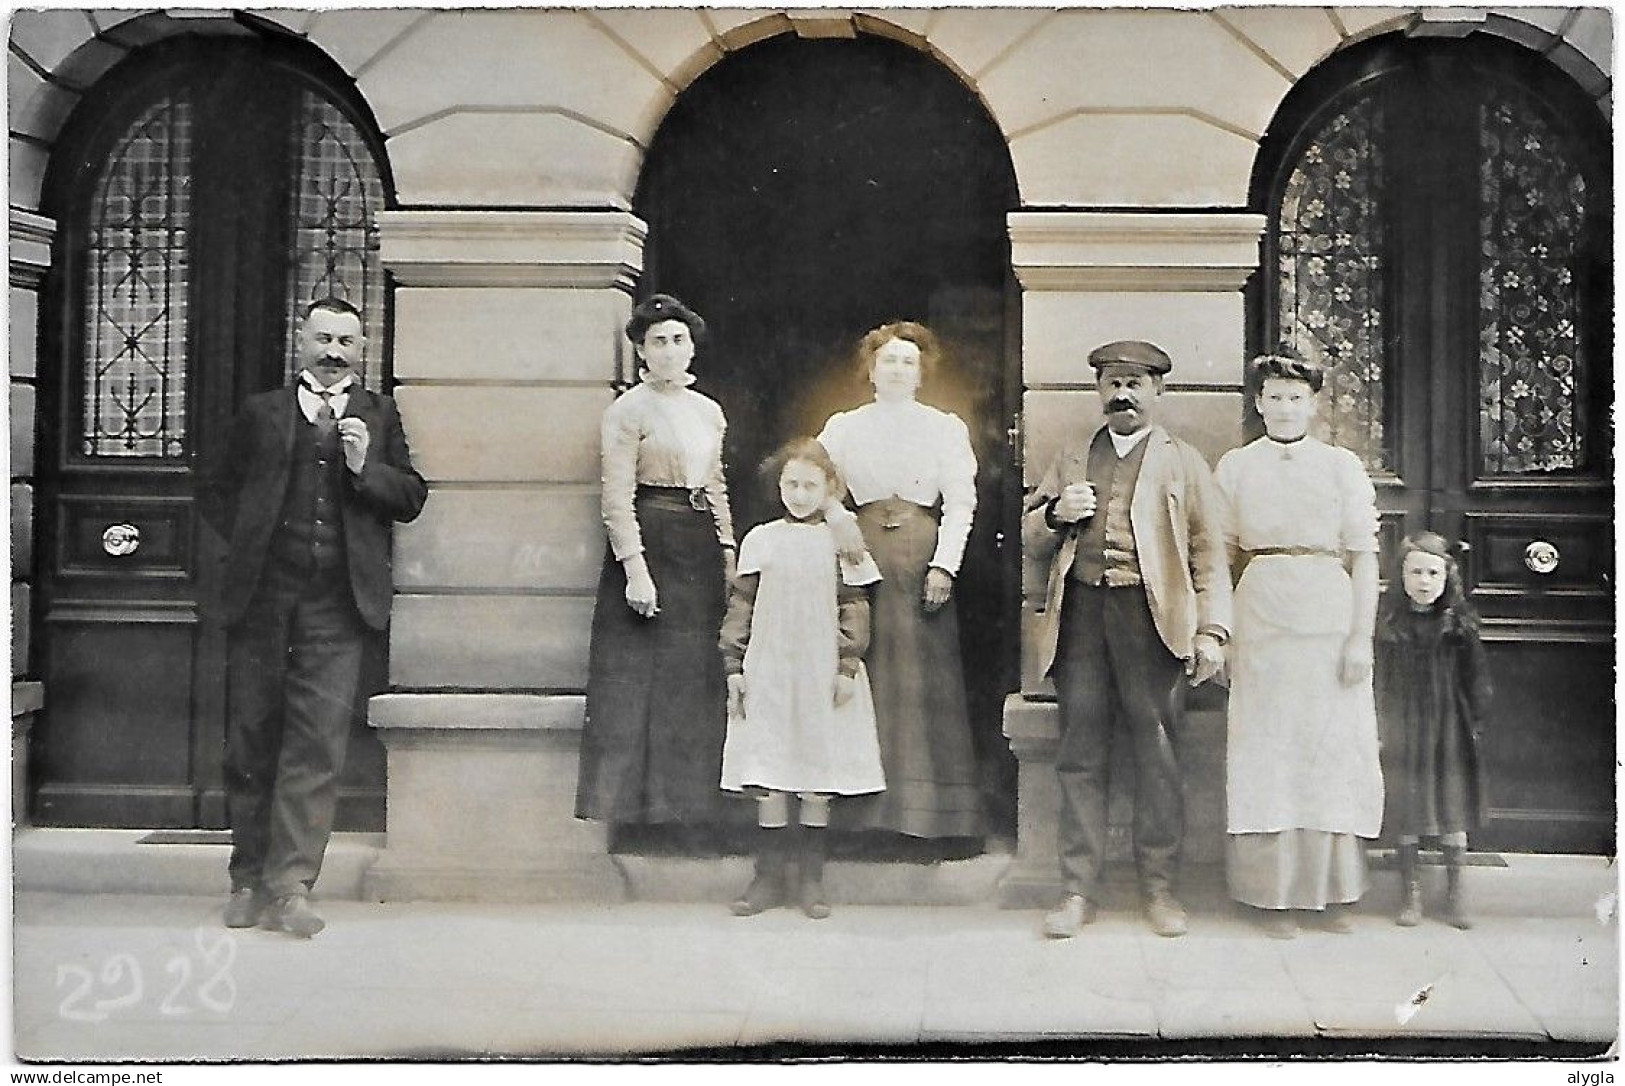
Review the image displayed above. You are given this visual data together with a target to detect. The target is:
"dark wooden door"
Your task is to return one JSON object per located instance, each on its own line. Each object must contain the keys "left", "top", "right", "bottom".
{"left": 33, "top": 39, "right": 390, "bottom": 828}
{"left": 1258, "top": 38, "right": 1613, "bottom": 852}
{"left": 636, "top": 34, "right": 1023, "bottom": 834}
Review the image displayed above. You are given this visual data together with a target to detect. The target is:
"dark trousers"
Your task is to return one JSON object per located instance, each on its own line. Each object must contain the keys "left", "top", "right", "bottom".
{"left": 225, "top": 562, "right": 367, "bottom": 899}
{"left": 1052, "top": 581, "right": 1186, "bottom": 902}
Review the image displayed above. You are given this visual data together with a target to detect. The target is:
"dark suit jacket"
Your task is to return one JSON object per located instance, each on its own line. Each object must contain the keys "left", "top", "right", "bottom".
{"left": 199, "top": 384, "right": 428, "bottom": 631}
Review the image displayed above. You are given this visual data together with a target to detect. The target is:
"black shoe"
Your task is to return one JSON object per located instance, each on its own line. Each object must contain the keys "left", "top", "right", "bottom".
{"left": 731, "top": 826, "right": 788, "bottom": 917}
{"left": 798, "top": 825, "right": 831, "bottom": 920}
{"left": 224, "top": 888, "right": 266, "bottom": 929}
{"left": 263, "top": 895, "right": 325, "bottom": 938}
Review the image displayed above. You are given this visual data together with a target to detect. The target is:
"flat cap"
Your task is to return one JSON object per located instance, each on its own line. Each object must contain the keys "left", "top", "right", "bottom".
{"left": 1088, "top": 340, "right": 1172, "bottom": 375}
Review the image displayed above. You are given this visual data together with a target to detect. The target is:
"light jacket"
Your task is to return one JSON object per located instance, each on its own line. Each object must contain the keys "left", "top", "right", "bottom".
{"left": 1022, "top": 425, "right": 1232, "bottom": 675}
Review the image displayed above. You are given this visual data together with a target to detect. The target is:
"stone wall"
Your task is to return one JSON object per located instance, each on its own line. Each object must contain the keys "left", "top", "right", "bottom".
{"left": 7, "top": 6, "right": 1610, "bottom": 898}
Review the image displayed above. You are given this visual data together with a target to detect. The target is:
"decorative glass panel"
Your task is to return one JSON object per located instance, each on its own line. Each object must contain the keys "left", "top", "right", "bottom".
{"left": 81, "top": 98, "right": 192, "bottom": 458}
{"left": 1477, "top": 89, "right": 1588, "bottom": 474}
{"left": 1275, "top": 95, "right": 1389, "bottom": 471}
{"left": 282, "top": 92, "right": 386, "bottom": 384}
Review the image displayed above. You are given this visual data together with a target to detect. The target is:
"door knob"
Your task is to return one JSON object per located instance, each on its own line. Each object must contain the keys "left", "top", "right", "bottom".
{"left": 101, "top": 523, "right": 141, "bottom": 556}
{"left": 1523, "top": 540, "right": 1559, "bottom": 575}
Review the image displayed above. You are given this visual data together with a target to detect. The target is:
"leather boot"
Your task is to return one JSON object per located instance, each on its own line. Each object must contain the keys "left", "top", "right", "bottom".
{"left": 1396, "top": 844, "right": 1423, "bottom": 927}
{"left": 731, "top": 826, "right": 787, "bottom": 916}
{"left": 798, "top": 825, "right": 831, "bottom": 920}
{"left": 1442, "top": 844, "right": 1472, "bottom": 929}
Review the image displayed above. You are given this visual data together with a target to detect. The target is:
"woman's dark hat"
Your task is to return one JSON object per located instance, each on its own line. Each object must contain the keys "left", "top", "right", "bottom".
{"left": 625, "top": 293, "right": 706, "bottom": 344}
{"left": 1088, "top": 340, "right": 1172, "bottom": 375}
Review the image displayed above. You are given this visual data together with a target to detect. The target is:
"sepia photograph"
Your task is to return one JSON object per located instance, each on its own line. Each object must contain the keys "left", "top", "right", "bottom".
{"left": 4, "top": 0, "right": 1616, "bottom": 1071}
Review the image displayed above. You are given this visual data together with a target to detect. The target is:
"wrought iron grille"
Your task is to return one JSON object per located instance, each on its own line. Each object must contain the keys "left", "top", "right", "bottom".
{"left": 281, "top": 92, "right": 385, "bottom": 384}
{"left": 1477, "top": 87, "right": 1589, "bottom": 475}
{"left": 81, "top": 97, "right": 193, "bottom": 458}
{"left": 1274, "top": 94, "right": 1390, "bottom": 472}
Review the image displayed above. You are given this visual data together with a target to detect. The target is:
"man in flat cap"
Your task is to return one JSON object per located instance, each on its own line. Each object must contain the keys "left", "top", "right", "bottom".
{"left": 1022, "top": 340, "right": 1231, "bottom": 938}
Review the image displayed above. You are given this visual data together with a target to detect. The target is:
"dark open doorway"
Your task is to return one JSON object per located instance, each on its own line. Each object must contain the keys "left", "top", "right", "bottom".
{"left": 634, "top": 32, "right": 1022, "bottom": 845}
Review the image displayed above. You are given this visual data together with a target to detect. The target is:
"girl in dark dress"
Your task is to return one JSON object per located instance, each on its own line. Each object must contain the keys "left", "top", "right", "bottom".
{"left": 1376, "top": 531, "right": 1493, "bottom": 929}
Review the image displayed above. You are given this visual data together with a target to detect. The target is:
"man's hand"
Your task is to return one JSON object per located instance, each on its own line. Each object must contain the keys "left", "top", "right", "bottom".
{"left": 728, "top": 673, "right": 747, "bottom": 718}
{"left": 833, "top": 674, "right": 855, "bottom": 708}
{"left": 1186, "top": 633, "right": 1226, "bottom": 687}
{"left": 1339, "top": 635, "right": 1373, "bottom": 687}
{"left": 1052, "top": 482, "right": 1097, "bottom": 525}
{"left": 723, "top": 546, "right": 737, "bottom": 583}
{"left": 338, "top": 417, "right": 370, "bottom": 474}
{"left": 623, "top": 555, "right": 659, "bottom": 618}
{"left": 923, "top": 567, "right": 954, "bottom": 613}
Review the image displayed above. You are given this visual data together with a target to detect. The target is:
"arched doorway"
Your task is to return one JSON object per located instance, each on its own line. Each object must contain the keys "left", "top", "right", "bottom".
{"left": 32, "top": 33, "right": 393, "bottom": 828}
{"left": 1251, "top": 34, "right": 1613, "bottom": 852}
{"left": 635, "top": 32, "right": 1022, "bottom": 840}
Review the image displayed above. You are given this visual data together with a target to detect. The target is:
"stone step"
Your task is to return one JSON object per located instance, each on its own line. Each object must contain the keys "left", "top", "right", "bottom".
{"left": 12, "top": 828, "right": 1017, "bottom": 906}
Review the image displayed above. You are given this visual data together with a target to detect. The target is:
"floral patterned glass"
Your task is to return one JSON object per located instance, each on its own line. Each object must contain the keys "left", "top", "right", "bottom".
{"left": 81, "top": 98, "right": 193, "bottom": 457}
{"left": 1274, "top": 94, "right": 1390, "bottom": 471}
{"left": 282, "top": 92, "right": 386, "bottom": 385}
{"left": 1477, "top": 88, "right": 1589, "bottom": 474}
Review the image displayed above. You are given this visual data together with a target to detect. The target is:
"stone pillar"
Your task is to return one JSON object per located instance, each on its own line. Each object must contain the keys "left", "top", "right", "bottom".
{"left": 364, "top": 210, "right": 645, "bottom": 902}
{"left": 997, "top": 211, "right": 1264, "bottom": 908}
{"left": 11, "top": 209, "right": 53, "bottom": 829}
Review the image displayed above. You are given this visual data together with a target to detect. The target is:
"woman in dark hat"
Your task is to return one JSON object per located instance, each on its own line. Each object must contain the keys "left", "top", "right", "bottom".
{"left": 815, "top": 321, "right": 983, "bottom": 841}
{"left": 575, "top": 294, "right": 735, "bottom": 833}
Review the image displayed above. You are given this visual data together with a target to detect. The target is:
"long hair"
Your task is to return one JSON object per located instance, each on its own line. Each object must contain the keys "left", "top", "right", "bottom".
{"left": 1377, "top": 531, "right": 1480, "bottom": 640}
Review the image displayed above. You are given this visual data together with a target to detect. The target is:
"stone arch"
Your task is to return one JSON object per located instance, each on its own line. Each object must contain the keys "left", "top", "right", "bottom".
{"left": 9, "top": 9, "right": 387, "bottom": 211}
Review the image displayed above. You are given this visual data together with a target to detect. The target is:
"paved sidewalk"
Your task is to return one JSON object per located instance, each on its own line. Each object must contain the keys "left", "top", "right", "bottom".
{"left": 11, "top": 856, "right": 1617, "bottom": 1062}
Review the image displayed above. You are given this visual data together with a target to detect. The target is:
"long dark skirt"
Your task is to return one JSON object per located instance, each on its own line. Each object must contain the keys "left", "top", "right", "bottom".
{"left": 831, "top": 499, "right": 983, "bottom": 838}
{"left": 575, "top": 494, "right": 729, "bottom": 824}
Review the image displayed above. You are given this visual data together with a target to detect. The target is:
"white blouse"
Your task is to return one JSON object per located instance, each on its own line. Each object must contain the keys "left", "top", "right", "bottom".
{"left": 817, "top": 400, "right": 977, "bottom": 575}
{"left": 1214, "top": 436, "right": 1378, "bottom": 555}
{"left": 600, "top": 379, "right": 734, "bottom": 561}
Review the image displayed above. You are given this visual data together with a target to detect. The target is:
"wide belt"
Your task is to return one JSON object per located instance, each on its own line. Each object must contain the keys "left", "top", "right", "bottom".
{"left": 636, "top": 484, "right": 711, "bottom": 513}
{"left": 857, "top": 496, "right": 939, "bottom": 530}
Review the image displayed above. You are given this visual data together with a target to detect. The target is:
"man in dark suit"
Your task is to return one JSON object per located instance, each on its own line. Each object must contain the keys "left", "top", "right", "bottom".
{"left": 200, "top": 297, "right": 427, "bottom": 938}
{"left": 1022, "top": 340, "right": 1231, "bottom": 939}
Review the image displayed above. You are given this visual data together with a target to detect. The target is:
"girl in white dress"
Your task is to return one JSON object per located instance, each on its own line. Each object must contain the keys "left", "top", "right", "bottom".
{"left": 720, "top": 439, "right": 884, "bottom": 919}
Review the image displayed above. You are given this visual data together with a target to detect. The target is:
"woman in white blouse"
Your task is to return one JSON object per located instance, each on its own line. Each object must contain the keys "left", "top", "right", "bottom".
{"left": 1216, "top": 354, "right": 1383, "bottom": 938}
{"left": 817, "top": 322, "right": 983, "bottom": 840}
{"left": 576, "top": 294, "right": 736, "bottom": 831}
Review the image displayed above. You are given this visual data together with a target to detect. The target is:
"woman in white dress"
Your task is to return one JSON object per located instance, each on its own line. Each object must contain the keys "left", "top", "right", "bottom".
{"left": 816, "top": 322, "right": 983, "bottom": 840}
{"left": 1216, "top": 354, "right": 1383, "bottom": 939}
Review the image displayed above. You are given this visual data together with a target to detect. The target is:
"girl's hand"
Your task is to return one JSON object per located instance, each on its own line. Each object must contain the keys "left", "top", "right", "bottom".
{"left": 1339, "top": 635, "right": 1373, "bottom": 687}
{"left": 723, "top": 546, "right": 737, "bottom": 583}
{"left": 833, "top": 674, "right": 855, "bottom": 708}
{"left": 727, "top": 674, "right": 746, "bottom": 719}
{"left": 623, "top": 555, "right": 659, "bottom": 618}
{"left": 923, "top": 567, "right": 954, "bottom": 612}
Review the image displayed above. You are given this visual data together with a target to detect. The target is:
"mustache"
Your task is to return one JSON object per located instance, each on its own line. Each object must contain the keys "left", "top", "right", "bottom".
{"left": 1105, "top": 398, "right": 1139, "bottom": 413}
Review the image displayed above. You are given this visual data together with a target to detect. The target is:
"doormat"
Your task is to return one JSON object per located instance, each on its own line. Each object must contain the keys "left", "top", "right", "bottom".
{"left": 1368, "top": 850, "right": 1508, "bottom": 869}
{"left": 136, "top": 830, "right": 232, "bottom": 846}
